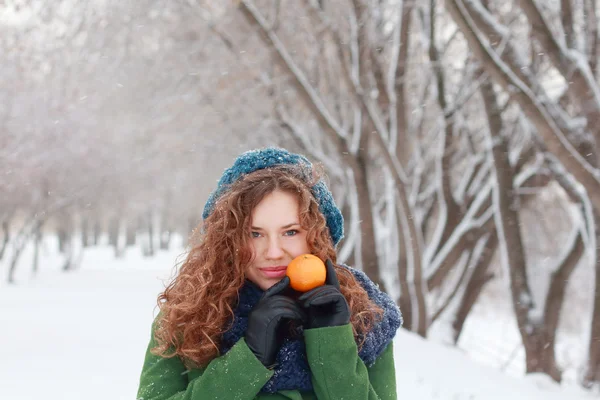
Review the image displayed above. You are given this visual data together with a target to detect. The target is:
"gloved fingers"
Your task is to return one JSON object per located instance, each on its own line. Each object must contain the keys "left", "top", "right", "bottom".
{"left": 267, "top": 294, "right": 302, "bottom": 308}
{"left": 266, "top": 307, "right": 307, "bottom": 333}
{"left": 297, "top": 285, "right": 340, "bottom": 306}
{"left": 278, "top": 307, "right": 308, "bottom": 323}
{"left": 297, "top": 285, "right": 330, "bottom": 302}
{"left": 325, "top": 259, "right": 341, "bottom": 289}
{"left": 278, "top": 298, "right": 308, "bottom": 319}
{"left": 304, "top": 292, "right": 344, "bottom": 308}
{"left": 262, "top": 276, "right": 291, "bottom": 299}
{"left": 259, "top": 296, "right": 307, "bottom": 322}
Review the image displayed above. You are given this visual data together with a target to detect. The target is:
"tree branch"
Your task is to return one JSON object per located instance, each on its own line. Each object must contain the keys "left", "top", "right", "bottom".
{"left": 543, "top": 228, "right": 584, "bottom": 348}
{"left": 447, "top": 0, "right": 600, "bottom": 212}
{"left": 239, "top": 0, "right": 351, "bottom": 158}
{"left": 517, "top": 0, "right": 600, "bottom": 147}
{"left": 431, "top": 228, "right": 493, "bottom": 323}
{"left": 560, "top": 0, "right": 576, "bottom": 49}
{"left": 275, "top": 105, "right": 344, "bottom": 178}
{"left": 389, "top": 0, "right": 414, "bottom": 165}
{"left": 460, "top": 0, "right": 595, "bottom": 164}
{"left": 585, "top": 0, "right": 599, "bottom": 77}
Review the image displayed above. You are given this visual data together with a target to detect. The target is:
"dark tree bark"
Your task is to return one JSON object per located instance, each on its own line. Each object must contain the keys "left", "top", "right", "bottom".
{"left": 0, "top": 220, "right": 10, "bottom": 261}
{"left": 126, "top": 221, "right": 136, "bottom": 247}
{"left": 483, "top": 79, "right": 565, "bottom": 382}
{"left": 108, "top": 217, "right": 119, "bottom": 248}
{"left": 93, "top": 220, "right": 101, "bottom": 246}
{"left": 81, "top": 217, "right": 89, "bottom": 248}
{"left": 584, "top": 210, "right": 600, "bottom": 386}
{"left": 31, "top": 220, "right": 44, "bottom": 276}
{"left": 452, "top": 229, "right": 498, "bottom": 343}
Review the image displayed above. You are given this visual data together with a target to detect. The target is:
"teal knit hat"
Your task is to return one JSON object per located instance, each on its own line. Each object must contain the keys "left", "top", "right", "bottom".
{"left": 202, "top": 147, "right": 344, "bottom": 246}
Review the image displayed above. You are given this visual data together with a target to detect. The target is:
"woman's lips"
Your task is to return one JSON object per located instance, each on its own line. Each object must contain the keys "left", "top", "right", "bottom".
{"left": 259, "top": 266, "right": 288, "bottom": 278}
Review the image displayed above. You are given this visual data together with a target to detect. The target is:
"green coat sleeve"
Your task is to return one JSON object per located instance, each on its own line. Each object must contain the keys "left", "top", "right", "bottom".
{"left": 303, "top": 324, "right": 397, "bottom": 400}
{"left": 136, "top": 321, "right": 274, "bottom": 400}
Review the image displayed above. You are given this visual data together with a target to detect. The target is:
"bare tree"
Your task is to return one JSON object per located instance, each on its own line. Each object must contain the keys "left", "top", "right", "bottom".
{"left": 4, "top": 0, "right": 600, "bottom": 387}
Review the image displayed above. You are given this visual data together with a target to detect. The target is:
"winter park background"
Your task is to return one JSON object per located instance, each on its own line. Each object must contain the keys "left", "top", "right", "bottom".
{"left": 3, "top": 1, "right": 600, "bottom": 399}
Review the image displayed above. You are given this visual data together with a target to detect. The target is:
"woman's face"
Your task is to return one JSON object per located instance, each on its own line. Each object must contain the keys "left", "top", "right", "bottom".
{"left": 247, "top": 190, "right": 311, "bottom": 290}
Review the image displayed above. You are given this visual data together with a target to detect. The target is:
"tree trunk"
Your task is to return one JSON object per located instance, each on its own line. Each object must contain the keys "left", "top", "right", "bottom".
{"left": 8, "top": 229, "right": 31, "bottom": 283}
{"left": 160, "top": 196, "right": 172, "bottom": 251}
{"left": 57, "top": 219, "right": 70, "bottom": 254}
{"left": 160, "top": 230, "right": 171, "bottom": 250}
{"left": 93, "top": 220, "right": 101, "bottom": 246}
{"left": 393, "top": 0, "right": 413, "bottom": 166}
{"left": 447, "top": 0, "right": 600, "bottom": 212}
{"left": 62, "top": 248, "right": 73, "bottom": 271}
{"left": 585, "top": 209, "right": 600, "bottom": 386}
{"left": 0, "top": 220, "right": 10, "bottom": 261}
{"left": 350, "top": 132, "right": 383, "bottom": 288}
{"left": 450, "top": 157, "right": 555, "bottom": 343}
{"left": 397, "top": 185, "right": 428, "bottom": 336}
{"left": 108, "top": 217, "right": 119, "bottom": 248}
{"left": 8, "top": 242, "right": 26, "bottom": 283}
{"left": 339, "top": 199, "right": 356, "bottom": 267}
{"left": 126, "top": 221, "right": 136, "bottom": 247}
{"left": 452, "top": 229, "right": 498, "bottom": 343}
{"left": 396, "top": 195, "right": 413, "bottom": 331}
{"left": 426, "top": 191, "right": 493, "bottom": 290}
{"left": 516, "top": 0, "right": 600, "bottom": 148}
{"left": 146, "top": 211, "right": 155, "bottom": 257}
{"left": 560, "top": 0, "right": 575, "bottom": 49}
{"left": 425, "top": 0, "right": 466, "bottom": 290}
{"left": 541, "top": 228, "right": 583, "bottom": 380}
{"left": 81, "top": 217, "right": 89, "bottom": 248}
{"left": 482, "top": 79, "right": 562, "bottom": 382}
{"left": 584, "top": 0, "right": 598, "bottom": 77}
{"left": 428, "top": 0, "right": 455, "bottom": 221}
{"left": 31, "top": 220, "right": 43, "bottom": 276}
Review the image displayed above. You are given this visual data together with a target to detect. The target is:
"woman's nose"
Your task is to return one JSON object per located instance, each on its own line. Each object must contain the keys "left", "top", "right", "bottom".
{"left": 265, "top": 237, "right": 285, "bottom": 259}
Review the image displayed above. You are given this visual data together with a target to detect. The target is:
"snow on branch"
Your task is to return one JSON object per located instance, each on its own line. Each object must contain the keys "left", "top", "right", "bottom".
{"left": 517, "top": 0, "right": 600, "bottom": 140}
{"left": 431, "top": 232, "right": 492, "bottom": 323}
{"left": 447, "top": 0, "right": 600, "bottom": 211}
{"left": 455, "top": 153, "right": 486, "bottom": 202}
{"left": 425, "top": 180, "right": 494, "bottom": 280}
{"left": 546, "top": 155, "right": 597, "bottom": 265}
{"left": 275, "top": 105, "right": 345, "bottom": 178}
{"left": 337, "top": 167, "right": 360, "bottom": 265}
{"left": 239, "top": 0, "right": 351, "bottom": 154}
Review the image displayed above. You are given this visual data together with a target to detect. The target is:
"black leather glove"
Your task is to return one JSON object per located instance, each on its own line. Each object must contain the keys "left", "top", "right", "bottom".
{"left": 245, "top": 277, "right": 306, "bottom": 368}
{"left": 298, "top": 259, "right": 350, "bottom": 329}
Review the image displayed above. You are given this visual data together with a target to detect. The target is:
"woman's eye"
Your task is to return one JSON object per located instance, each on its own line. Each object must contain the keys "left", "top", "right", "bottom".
{"left": 284, "top": 229, "right": 299, "bottom": 237}
{"left": 251, "top": 231, "right": 261, "bottom": 238}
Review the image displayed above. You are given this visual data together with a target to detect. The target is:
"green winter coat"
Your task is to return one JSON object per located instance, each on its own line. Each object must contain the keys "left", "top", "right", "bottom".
{"left": 136, "top": 321, "right": 397, "bottom": 400}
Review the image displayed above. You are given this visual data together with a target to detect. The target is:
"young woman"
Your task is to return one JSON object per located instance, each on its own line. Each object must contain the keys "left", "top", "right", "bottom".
{"left": 136, "top": 147, "right": 402, "bottom": 400}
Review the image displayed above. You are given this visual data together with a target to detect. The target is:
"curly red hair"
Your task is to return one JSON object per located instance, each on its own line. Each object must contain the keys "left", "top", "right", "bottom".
{"left": 151, "top": 164, "right": 383, "bottom": 368}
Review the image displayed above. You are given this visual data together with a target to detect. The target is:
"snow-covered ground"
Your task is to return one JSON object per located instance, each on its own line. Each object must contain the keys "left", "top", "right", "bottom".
{"left": 0, "top": 238, "right": 594, "bottom": 400}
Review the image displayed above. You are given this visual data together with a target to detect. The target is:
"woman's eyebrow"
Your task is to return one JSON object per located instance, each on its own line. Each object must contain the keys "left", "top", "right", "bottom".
{"left": 251, "top": 223, "right": 300, "bottom": 230}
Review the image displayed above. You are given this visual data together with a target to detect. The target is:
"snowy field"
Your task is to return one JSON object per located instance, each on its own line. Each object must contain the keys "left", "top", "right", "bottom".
{"left": 0, "top": 238, "right": 594, "bottom": 400}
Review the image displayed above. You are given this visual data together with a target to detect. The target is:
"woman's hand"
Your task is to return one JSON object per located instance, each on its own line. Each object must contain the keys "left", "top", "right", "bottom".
{"left": 298, "top": 259, "right": 350, "bottom": 329}
{"left": 245, "top": 276, "right": 306, "bottom": 368}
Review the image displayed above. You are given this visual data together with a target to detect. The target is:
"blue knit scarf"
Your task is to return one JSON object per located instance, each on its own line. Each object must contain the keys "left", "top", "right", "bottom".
{"left": 219, "top": 266, "right": 403, "bottom": 393}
